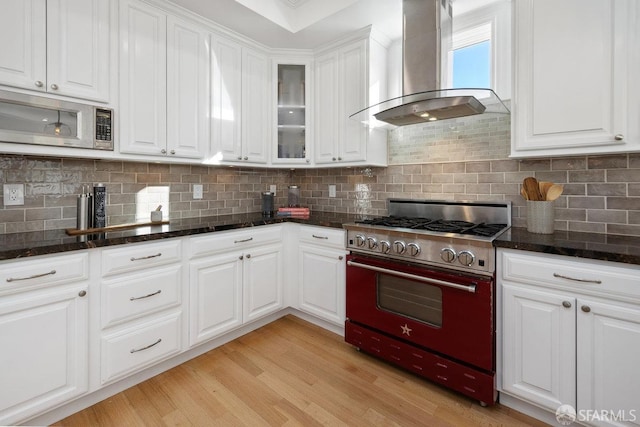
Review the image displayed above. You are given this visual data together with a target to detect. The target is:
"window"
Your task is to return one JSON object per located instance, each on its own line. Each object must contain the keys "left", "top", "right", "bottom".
{"left": 450, "top": 23, "right": 492, "bottom": 89}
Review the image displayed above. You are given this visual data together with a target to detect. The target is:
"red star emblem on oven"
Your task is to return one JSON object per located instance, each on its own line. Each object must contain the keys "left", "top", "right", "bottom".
{"left": 401, "top": 323, "right": 412, "bottom": 336}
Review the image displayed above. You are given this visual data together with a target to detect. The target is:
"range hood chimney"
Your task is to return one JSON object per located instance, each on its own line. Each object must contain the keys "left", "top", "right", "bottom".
{"left": 351, "top": 0, "right": 509, "bottom": 127}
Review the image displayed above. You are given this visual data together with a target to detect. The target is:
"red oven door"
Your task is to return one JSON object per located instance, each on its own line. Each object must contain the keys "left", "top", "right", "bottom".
{"left": 346, "top": 254, "right": 494, "bottom": 372}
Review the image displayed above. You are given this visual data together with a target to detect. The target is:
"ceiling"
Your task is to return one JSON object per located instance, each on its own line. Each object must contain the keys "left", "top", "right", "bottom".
{"left": 167, "top": 0, "right": 500, "bottom": 49}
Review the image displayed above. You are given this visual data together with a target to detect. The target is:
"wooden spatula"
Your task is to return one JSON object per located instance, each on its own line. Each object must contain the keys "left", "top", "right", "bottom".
{"left": 523, "top": 177, "right": 543, "bottom": 201}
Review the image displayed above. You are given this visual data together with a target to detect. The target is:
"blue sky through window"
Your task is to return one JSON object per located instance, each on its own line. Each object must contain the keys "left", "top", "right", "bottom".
{"left": 452, "top": 40, "right": 491, "bottom": 88}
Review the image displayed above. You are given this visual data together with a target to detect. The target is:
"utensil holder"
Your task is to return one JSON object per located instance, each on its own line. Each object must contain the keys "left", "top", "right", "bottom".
{"left": 526, "top": 201, "right": 555, "bottom": 234}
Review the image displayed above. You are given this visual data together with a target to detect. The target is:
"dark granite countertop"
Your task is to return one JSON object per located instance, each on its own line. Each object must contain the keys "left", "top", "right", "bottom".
{"left": 494, "top": 227, "right": 640, "bottom": 266}
{"left": 0, "top": 211, "right": 361, "bottom": 261}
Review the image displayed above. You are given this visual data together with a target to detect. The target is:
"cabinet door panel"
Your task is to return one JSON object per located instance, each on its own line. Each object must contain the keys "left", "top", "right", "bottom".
{"left": 0, "top": 0, "right": 46, "bottom": 91}
{"left": 167, "top": 16, "right": 208, "bottom": 159}
{"left": 314, "top": 52, "right": 338, "bottom": 164}
{"left": 501, "top": 284, "right": 576, "bottom": 410}
{"left": 119, "top": 1, "right": 167, "bottom": 155}
{"left": 243, "top": 244, "right": 283, "bottom": 322}
{"left": 47, "top": 0, "right": 110, "bottom": 102}
{"left": 242, "top": 48, "right": 269, "bottom": 164}
{"left": 577, "top": 299, "right": 640, "bottom": 425}
{"left": 339, "top": 40, "right": 367, "bottom": 162}
{"left": 0, "top": 286, "right": 88, "bottom": 425}
{"left": 189, "top": 254, "right": 242, "bottom": 346}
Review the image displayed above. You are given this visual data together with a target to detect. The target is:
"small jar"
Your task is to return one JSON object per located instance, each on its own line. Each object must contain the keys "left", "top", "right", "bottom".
{"left": 261, "top": 192, "right": 274, "bottom": 216}
{"left": 287, "top": 185, "right": 300, "bottom": 207}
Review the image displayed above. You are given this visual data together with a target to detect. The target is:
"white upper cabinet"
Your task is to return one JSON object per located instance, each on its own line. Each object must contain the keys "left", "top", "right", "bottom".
{"left": 511, "top": 0, "right": 640, "bottom": 158}
{"left": 119, "top": 0, "right": 209, "bottom": 159}
{"left": 314, "top": 29, "right": 388, "bottom": 167}
{"left": 272, "top": 59, "right": 312, "bottom": 166}
{"left": 241, "top": 47, "right": 270, "bottom": 164}
{"left": 0, "top": 0, "right": 111, "bottom": 103}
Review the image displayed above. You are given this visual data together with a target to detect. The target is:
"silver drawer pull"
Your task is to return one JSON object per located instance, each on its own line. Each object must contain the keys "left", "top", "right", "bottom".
{"left": 6, "top": 270, "right": 56, "bottom": 282}
{"left": 553, "top": 273, "right": 602, "bottom": 284}
{"left": 234, "top": 237, "right": 253, "bottom": 243}
{"left": 130, "top": 290, "right": 162, "bottom": 301}
{"left": 312, "top": 234, "right": 329, "bottom": 239}
{"left": 130, "top": 338, "right": 162, "bottom": 353}
{"left": 130, "top": 253, "right": 162, "bottom": 261}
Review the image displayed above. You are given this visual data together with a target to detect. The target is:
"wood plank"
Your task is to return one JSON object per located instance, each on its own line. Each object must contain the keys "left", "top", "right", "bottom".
{"left": 56, "top": 315, "right": 546, "bottom": 427}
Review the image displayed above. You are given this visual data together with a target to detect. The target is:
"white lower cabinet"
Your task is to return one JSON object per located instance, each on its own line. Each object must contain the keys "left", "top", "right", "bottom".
{"left": 297, "top": 226, "right": 347, "bottom": 325}
{"left": 188, "top": 226, "right": 284, "bottom": 346}
{"left": 498, "top": 248, "right": 640, "bottom": 426}
{"left": 99, "top": 240, "right": 184, "bottom": 385}
{"left": 0, "top": 254, "right": 89, "bottom": 426}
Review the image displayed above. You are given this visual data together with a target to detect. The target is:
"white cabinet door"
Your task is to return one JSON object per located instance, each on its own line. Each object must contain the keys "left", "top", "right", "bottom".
{"left": 47, "top": 0, "right": 111, "bottom": 102}
{"left": 119, "top": 0, "right": 167, "bottom": 156}
{"left": 241, "top": 47, "right": 270, "bottom": 164}
{"left": 501, "top": 283, "right": 576, "bottom": 411}
{"left": 512, "top": 0, "right": 640, "bottom": 158}
{"left": 577, "top": 299, "right": 640, "bottom": 427}
{"left": 0, "top": 0, "right": 46, "bottom": 92}
{"left": 0, "top": 285, "right": 88, "bottom": 425}
{"left": 166, "top": 15, "right": 209, "bottom": 159}
{"left": 243, "top": 243, "right": 283, "bottom": 322}
{"left": 314, "top": 51, "right": 339, "bottom": 165}
{"left": 189, "top": 253, "right": 243, "bottom": 346}
{"left": 0, "top": 0, "right": 110, "bottom": 102}
{"left": 210, "top": 36, "right": 242, "bottom": 162}
{"left": 338, "top": 39, "right": 367, "bottom": 163}
{"left": 298, "top": 244, "right": 346, "bottom": 325}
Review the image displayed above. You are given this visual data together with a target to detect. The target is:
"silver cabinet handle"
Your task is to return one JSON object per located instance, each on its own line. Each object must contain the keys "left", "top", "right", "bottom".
{"left": 170, "top": 150, "right": 175, "bottom": 155}
{"left": 347, "top": 260, "right": 476, "bottom": 293}
{"left": 161, "top": 149, "right": 167, "bottom": 154}
{"left": 35, "top": 80, "right": 44, "bottom": 87}
{"left": 234, "top": 237, "right": 253, "bottom": 243}
{"left": 79, "top": 290, "right": 87, "bottom": 297}
{"left": 306, "top": 159, "right": 310, "bottom": 163}
{"left": 581, "top": 305, "right": 591, "bottom": 313}
{"left": 312, "top": 234, "right": 329, "bottom": 240}
{"left": 130, "top": 253, "right": 162, "bottom": 261}
{"left": 246, "top": 254, "right": 251, "bottom": 259}
{"left": 338, "top": 157, "right": 342, "bottom": 161}
{"left": 614, "top": 134, "right": 624, "bottom": 141}
{"left": 553, "top": 273, "right": 602, "bottom": 284}
{"left": 239, "top": 255, "right": 244, "bottom": 260}
{"left": 237, "top": 156, "right": 242, "bottom": 160}
{"left": 130, "top": 338, "right": 162, "bottom": 353}
{"left": 6, "top": 270, "right": 56, "bottom": 282}
{"left": 338, "top": 256, "right": 344, "bottom": 260}
{"left": 243, "top": 156, "right": 248, "bottom": 160}
{"left": 332, "top": 157, "right": 337, "bottom": 161}
{"left": 50, "top": 83, "right": 59, "bottom": 90}
{"left": 562, "top": 301, "right": 572, "bottom": 308}
{"left": 130, "top": 289, "right": 161, "bottom": 301}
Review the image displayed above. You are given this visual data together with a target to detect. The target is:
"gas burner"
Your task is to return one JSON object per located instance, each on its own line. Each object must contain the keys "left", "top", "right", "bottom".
{"left": 464, "top": 223, "right": 508, "bottom": 237}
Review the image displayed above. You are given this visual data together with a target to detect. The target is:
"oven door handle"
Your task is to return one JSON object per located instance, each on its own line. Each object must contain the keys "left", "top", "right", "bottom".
{"left": 347, "top": 260, "right": 477, "bottom": 293}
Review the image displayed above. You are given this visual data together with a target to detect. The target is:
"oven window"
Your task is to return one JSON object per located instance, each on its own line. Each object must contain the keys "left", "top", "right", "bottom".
{"left": 377, "top": 274, "right": 442, "bottom": 327}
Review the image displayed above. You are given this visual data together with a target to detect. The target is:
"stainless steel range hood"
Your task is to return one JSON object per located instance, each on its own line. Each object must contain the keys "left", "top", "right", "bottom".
{"left": 351, "top": 0, "right": 509, "bottom": 127}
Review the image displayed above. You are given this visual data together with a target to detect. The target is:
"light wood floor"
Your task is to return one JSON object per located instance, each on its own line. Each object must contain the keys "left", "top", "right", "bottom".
{"left": 57, "top": 315, "right": 548, "bottom": 426}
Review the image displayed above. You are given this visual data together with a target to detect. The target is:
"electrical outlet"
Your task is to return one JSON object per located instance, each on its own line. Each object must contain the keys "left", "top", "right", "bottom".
{"left": 3, "top": 184, "right": 25, "bottom": 206}
{"left": 193, "top": 184, "right": 203, "bottom": 200}
{"left": 269, "top": 185, "right": 277, "bottom": 195}
{"left": 329, "top": 185, "right": 336, "bottom": 198}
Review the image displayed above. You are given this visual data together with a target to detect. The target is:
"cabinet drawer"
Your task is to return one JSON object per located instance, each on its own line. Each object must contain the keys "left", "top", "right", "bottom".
{"left": 299, "top": 226, "right": 345, "bottom": 249}
{"left": 500, "top": 249, "right": 640, "bottom": 301}
{"left": 101, "top": 312, "right": 181, "bottom": 384}
{"left": 0, "top": 252, "right": 89, "bottom": 295}
{"left": 101, "top": 240, "right": 181, "bottom": 277}
{"left": 101, "top": 265, "right": 182, "bottom": 328}
{"left": 189, "top": 225, "right": 282, "bottom": 258}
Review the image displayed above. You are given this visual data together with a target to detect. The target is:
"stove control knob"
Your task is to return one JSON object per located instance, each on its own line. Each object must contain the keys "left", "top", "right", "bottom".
{"left": 440, "top": 248, "right": 457, "bottom": 263}
{"left": 367, "top": 237, "right": 378, "bottom": 250}
{"left": 407, "top": 243, "right": 421, "bottom": 257}
{"left": 458, "top": 250, "right": 475, "bottom": 267}
{"left": 355, "top": 234, "right": 366, "bottom": 247}
{"left": 393, "top": 240, "right": 407, "bottom": 255}
{"left": 380, "top": 240, "right": 391, "bottom": 254}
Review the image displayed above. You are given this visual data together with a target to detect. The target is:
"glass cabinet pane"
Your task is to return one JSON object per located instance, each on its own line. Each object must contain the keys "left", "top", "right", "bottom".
{"left": 277, "top": 64, "right": 306, "bottom": 159}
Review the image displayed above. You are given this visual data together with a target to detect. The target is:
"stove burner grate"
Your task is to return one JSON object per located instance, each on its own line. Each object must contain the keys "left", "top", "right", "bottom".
{"left": 355, "top": 216, "right": 507, "bottom": 238}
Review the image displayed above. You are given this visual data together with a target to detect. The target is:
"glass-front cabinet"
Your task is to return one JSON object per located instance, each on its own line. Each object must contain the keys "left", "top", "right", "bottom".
{"left": 273, "top": 60, "right": 311, "bottom": 165}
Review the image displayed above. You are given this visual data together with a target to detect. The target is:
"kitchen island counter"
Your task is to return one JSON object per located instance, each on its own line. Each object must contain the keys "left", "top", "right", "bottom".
{"left": 494, "top": 227, "right": 640, "bottom": 266}
{"left": 0, "top": 211, "right": 360, "bottom": 261}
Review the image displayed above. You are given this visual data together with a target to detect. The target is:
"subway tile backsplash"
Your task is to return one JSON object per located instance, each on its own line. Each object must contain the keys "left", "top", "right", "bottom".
{"left": 1, "top": 152, "right": 640, "bottom": 237}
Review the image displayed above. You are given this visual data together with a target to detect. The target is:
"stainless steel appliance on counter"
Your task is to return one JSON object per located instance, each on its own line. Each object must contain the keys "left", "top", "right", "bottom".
{"left": 343, "top": 199, "right": 511, "bottom": 406}
{"left": 0, "top": 89, "right": 113, "bottom": 150}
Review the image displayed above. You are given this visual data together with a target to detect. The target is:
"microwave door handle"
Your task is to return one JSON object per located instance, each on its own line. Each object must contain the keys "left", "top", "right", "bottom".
{"left": 346, "top": 260, "right": 477, "bottom": 293}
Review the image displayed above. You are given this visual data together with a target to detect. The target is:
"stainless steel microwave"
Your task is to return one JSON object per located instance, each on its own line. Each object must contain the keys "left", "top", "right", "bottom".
{"left": 0, "top": 89, "right": 113, "bottom": 151}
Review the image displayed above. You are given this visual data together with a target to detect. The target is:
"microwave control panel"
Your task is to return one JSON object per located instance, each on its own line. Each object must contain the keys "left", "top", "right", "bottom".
{"left": 94, "top": 108, "right": 114, "bottom": 150}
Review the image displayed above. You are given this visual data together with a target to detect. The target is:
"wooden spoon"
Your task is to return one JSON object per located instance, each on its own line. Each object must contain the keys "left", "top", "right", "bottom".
{"left": 520, "top": 187, "right": 528, "bottom": 200}
{"left": 546, "top": 184, "right": 564, "bottom": 201}
{"left": 538, "top": 181, "right": 553, "bottom": 200}
{"left": 523, "top": 177, "right": 543, "bottom": 201}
